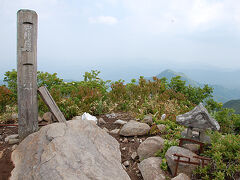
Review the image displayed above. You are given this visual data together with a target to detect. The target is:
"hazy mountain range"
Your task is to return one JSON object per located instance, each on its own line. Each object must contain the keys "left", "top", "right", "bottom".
{"left": 223, "top": 100, "right": 240, "bottom": 114}
{"left": 145, "top": 69, "right": 240, "bottom": 103}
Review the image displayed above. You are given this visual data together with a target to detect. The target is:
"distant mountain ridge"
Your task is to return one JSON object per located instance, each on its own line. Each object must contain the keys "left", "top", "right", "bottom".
{"left": 223, "top": 100, "right": 240, "bottom": 114}
{"left": 145, "top": 69, "right": 240, "bottom": 103}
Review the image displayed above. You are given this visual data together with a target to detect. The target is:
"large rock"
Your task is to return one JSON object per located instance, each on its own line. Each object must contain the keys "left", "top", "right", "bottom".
{"left": 5, "top": 134, "right": 19, "bottom": 142}
{"left": 171, "top": 173, "right": 190, "bottom": 180}
{"left": 182, "top": 143, "right": 200, "bottom": 153}
{"left": 42, "top": 112, "right": 57, "bottom": 123}
{"left": 119, "top": 120, "right": 150, "bottom": 136}
{"left": 138, "top": 157, "right": 165, "bottom": 180}
{"left": 142, "top": 115, "right": 153, "bottom": 125}
{"left": 97, "top": 118, "right": 106, "bottom": 125}
{"left": 11, "top": 119, "right": 130, "bottom": 180}
{"left": 176, "top": 103, "right": 220, "bottom": 131}
{"left": 137, "top": 136, "right": 165, "bottom": 160}
{"left": 157, "top": 124, "right": 166, "bottom": 132}
{"left": 165, "top": 146, "right": 199, "bottom": 177}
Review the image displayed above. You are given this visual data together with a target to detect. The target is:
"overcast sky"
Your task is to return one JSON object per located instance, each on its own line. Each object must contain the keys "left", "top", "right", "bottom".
{"left": 0, "top": 0, "right": 240, "bottom": 80}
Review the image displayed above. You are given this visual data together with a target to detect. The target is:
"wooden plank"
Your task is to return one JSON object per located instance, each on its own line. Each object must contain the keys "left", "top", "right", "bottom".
{"left": 38, "top": 86, "right": 67, "bottom": 124}
{"left": 17, "top": 9, "right": 38, "bottom": 140}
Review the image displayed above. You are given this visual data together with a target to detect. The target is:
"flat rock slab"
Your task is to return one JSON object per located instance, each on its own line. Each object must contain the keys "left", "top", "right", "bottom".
{"left": 119, "top": 120, "right": 150, "bottom": 136}
{"left": 165, "top": 146, "right": 199, "bottom": 177}
{"left": 137, "top": 136, "right": 165, "bottom": 161}
{"left": 11, "top": 119, "right": 130, "bottom": 180}
{"left": 138, "top": 157, "right": 165, "bottom": 180}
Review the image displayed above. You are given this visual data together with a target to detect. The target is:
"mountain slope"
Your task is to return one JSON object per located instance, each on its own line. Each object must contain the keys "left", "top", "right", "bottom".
{"left": 145, "top": 69, "right": 240, "bottom": 103}
{"left": 223, "top": 100, "right": 240, "bottom": 114}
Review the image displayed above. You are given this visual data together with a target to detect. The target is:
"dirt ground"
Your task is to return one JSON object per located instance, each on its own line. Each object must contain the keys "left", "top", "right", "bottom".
{"left": 98, "top": 112, "right": 144, "bottom": 180}
{"left": 0, "top": 127, "right": 17, "bottom": 180}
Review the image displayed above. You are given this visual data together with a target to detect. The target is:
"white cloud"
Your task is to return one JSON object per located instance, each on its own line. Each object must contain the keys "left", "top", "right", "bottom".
{"left": 187, "top": 0, "right": 224, "bottom": 30}
{"left": 121, "top": 0, "right": 240, "bottom": 34}
{"left": 88, "top": 16, "right": 118, "bottom": 25}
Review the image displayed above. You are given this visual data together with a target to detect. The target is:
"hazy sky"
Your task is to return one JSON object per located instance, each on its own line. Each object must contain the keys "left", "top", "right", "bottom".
{"left": 0, "top": 0, "right": 240, "bottom": 81}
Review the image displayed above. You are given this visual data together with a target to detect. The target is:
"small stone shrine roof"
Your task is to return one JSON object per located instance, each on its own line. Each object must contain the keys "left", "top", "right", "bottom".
{"left": 176, "top": 103, "right": 220, "bottom": 131}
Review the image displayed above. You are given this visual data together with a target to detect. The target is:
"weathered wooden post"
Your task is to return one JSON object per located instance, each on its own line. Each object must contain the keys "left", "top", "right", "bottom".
{"left": 17, "top": 9, "right": 38, "bottom": 140}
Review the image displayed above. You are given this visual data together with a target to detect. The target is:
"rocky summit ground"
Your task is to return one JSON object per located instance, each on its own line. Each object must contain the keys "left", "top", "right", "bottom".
{"left": 1, "top": 112, "right": 175, "bottom": 180}
{"left": 98, "top": 112, "right": 144, "bottom": 180}
{"left": 0, "top": 112, "right": 145, "bottom": 180}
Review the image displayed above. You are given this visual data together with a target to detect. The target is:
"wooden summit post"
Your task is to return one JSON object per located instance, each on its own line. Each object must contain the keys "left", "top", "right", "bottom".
{"left": 17, "top": 9, "right": 38, "bottom": 140}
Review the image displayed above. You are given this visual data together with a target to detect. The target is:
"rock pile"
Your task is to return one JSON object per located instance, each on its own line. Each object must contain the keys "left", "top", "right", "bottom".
{"left": 10, "top": 103, "right": 218, "bottom": 180}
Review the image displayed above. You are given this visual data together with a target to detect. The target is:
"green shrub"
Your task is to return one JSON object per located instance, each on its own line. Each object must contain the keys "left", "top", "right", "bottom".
{"left": 4, "top": 69, "right": 17, "bottom": 96}
{"left": 0, "top": 86, "right": 15, "bottom": 114}
{"left": 195, "top": 132, "right": 240, "bottom": 180}
{"left": 155, "top": 139, "right": 179, "bottom": 171}
{"left": 214, "top": 107, "right": 240, "bottom": 134}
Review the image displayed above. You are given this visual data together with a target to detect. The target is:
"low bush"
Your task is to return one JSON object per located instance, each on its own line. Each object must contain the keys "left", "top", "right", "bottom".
{"left": 195, "top": 132, "right": 240, "bottom": 180}
{"left": 0, "top": 86, "right": 15, "bottom": 114}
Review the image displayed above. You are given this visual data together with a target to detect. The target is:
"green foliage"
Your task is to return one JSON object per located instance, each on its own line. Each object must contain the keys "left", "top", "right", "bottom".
{"left": 205, "top": 98, "right": 223, "bottom": 112}
{"left": 168, "top": 76, "right": 213, "bottom": 105}
{"left": 0, "top": 86, "right": 15, "bottom": 114}
{"left": 155, "top": 139, "right": 178, "bottom": 171}
{"left": 37, "top": 71, "right": 63, "bottom": 89}
{"left": 195, "top": 132, "right": 240, "bottom": 180}
{"left": 184, "top": 84, "right": 213, "bottom": 105}
{"left": 4, "top": 69, "right": 17, "bottom": 95}
{"left": 160, "top": 158, "right": 168, "bottom": 171}
{"left": 155, "top": 120, "right": 184, "bottom": 140}
{"left": 168, "top": 76, "right": 186, "bottom": 93}
{"left": 155, "top": 139, "right": 179, "bottom": 159}
{"left": 1, "top": 69, "right": 216, "bottom": 122}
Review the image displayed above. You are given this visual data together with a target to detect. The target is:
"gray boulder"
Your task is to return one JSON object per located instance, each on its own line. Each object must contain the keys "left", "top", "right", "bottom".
{"left": 42, "top": 112, "right": 57, "bottom": 123}
{"left": 171, "top": 173, "right": 190, "bottom": 180}
{"left": 138, "top": 157, "right": 165, "bottom": 180}
{"left": 157, "top": 124, "right": 166, "bottom": 132}
{"left": 72, "top": 116, "right": 82, "bottom": 120}
{"left": 182, "top": 143, "right": 200, "bottom": 153}
{"left": 109, "top": 129, "right": 120, "bottom": 134}
{"left": 11, "top": 119, "right": 130, "bottom": 180}
{"left": 120, "top": 120, "right": 150, "bottom": 136}
{"left": 142, "top": 115, "right": 153, "bottom": 125}
{"left": 5, "top": 134, "right": 19, "bottom": 142}
{"left": 137, "top": 136, "right": 165, "bottom": 161}
{"left": 98, "top": 118, "right": 106, "bottom": 125}
{"left": 176, "top": 103, "right": 220, "bottom": 131}
{"left": 165, "top": 146, "right": 199, "bottom": 177}
{"left": 8, "top": 139, "right": 19, "bottom": 145}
